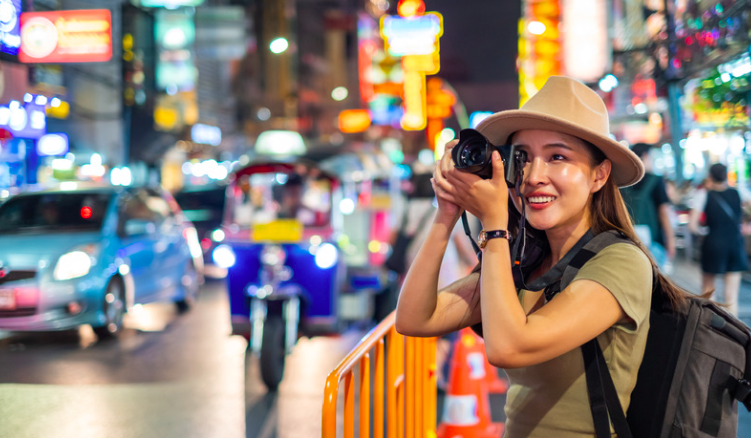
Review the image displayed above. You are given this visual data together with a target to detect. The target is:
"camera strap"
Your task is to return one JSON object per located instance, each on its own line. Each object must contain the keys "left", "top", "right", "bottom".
{"left": 461, "top": 159, "right": 529, "bottom": 266}
{"left": 460, "top": 211, "right": 483, "bottom": 260}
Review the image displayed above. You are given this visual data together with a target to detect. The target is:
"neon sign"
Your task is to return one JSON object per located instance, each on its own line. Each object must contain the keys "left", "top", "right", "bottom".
{"left": 19, "top": 9, "right": 112, "bottom": 63}
{"left": 0, "top": 0, "right": 21, "bottom": 56}
{"left": 380, "top": 0, "right": 443, "bottom": 131}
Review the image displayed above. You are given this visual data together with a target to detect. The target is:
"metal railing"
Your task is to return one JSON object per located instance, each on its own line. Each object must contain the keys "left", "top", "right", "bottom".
{"left": 322, "top": 312, "right": 437, "bottom": 438}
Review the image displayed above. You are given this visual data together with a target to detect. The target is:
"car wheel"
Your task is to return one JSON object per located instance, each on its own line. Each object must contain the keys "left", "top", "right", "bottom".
{"left": 175, "top": 261, "right": 199, "bottom": 313}
{"left": 93, "top": 279, "right": 125, "bottom": 339}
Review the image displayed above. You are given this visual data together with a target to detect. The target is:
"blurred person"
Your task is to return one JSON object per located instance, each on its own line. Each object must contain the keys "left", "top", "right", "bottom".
{"left": 689, "top": 163, "right": 748, "bottom": 316}
{"left": 621, "top": 142, "right": 676, "bottom": 272}
{"left": 276, "top": 174, "right": 315, "bottom": 225}
{"left": 394, "top": 76, "right": 693, "bottom": 437}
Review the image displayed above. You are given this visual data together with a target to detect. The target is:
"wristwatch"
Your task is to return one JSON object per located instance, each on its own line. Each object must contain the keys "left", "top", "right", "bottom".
{"left": 477, "top": 229, "right": 510, "bottom": 249}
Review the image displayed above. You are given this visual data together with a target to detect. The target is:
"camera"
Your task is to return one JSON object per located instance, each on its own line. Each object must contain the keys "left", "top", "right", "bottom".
{"left": 451, "top": 129, "right": 527, "bottom": 186}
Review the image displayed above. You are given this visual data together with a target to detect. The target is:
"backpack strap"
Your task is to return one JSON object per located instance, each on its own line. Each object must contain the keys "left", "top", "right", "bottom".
{"left": 544, "top": 230, "right": 635, "bottom": 438}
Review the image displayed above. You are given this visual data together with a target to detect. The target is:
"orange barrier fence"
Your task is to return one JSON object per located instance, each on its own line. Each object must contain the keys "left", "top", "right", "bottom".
{"left": 322, "top": 311, "right": 437, "bottom": 438}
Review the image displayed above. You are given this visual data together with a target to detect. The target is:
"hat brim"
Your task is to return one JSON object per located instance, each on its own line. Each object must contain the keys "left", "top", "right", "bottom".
{"left": 476, "top": 110, "right": 644, "bottom": 187}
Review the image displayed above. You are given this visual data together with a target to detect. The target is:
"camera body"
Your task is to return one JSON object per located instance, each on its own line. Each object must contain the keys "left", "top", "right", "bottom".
{"left": 451, "top": 129, "right": 527, "bottom": 186}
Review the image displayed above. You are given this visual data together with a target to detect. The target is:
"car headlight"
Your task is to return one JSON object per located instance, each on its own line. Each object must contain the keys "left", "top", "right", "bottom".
{"left": 212, "top": 244, "right": 236, "bottom": 269}
{"left": 314, "top": 243, "right": 338, "bottom": 269}
{"left": 54, "top": 251, "right": 94, "bottom": 281}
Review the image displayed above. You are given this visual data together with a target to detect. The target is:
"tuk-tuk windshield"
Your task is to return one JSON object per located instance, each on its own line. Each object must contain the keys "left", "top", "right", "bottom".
{"left": 231, "top": 172, "right": 332, "bottom": 228}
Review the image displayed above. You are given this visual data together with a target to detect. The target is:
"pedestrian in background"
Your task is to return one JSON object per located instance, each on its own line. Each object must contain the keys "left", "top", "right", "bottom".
{"left": 621, "top": 142, "right": 676, "bottom": 273}
{"left": 689, "top": 163, "right": 748, "bottom": 316}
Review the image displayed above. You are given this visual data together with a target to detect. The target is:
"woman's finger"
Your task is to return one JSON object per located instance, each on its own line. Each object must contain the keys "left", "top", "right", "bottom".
{"left": 431, "top": 178, "right": 460, "bottom": 204}
{"left": 434, "top": 171, "right": 454, "bottom": 195}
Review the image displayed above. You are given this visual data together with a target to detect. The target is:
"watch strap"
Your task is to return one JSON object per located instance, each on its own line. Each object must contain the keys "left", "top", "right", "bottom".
{"left": 478, "top": 229, "right": 510, "bottom": 248}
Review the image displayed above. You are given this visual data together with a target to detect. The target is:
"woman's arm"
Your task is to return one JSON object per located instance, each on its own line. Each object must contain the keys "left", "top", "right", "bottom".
{"left": 481, "top": 243, "right": 625, "bottom": 368}
{"left": 395, "top": 214, "right": 483, "bottom": 337}
{"left": 436, "top": 150, "right": 633, "bottom": 369}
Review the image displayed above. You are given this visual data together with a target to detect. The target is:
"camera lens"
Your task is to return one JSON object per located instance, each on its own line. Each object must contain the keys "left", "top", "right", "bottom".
{"left": 459, "top": 142, "right": 486, "bottom": 167}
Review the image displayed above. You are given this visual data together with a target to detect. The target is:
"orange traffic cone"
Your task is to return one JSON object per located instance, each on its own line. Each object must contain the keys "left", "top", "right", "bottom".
{"left": 437, "top": 328, "right": 504, "bottom": 438}
{"left": 484, "top": 357, "right": 509, "bottom": 394}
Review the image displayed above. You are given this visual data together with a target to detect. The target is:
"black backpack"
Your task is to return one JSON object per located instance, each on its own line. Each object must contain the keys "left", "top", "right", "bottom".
{"left": 528, "top": 230, "right": 751, "bottom": 438}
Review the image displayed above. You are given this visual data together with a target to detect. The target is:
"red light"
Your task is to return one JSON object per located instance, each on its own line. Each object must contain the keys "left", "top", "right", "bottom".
{"left": 81, "top": 206, "right": 93, "bottom": 219}
{"left": 201, "top": 238, "right": 212, "bottom": 250}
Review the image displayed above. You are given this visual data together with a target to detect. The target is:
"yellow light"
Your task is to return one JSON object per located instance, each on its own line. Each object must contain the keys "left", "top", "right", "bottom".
{"left": 368, "top": 240, "right": 382, "bottom": 253}
{"left": 401, "top": 70, "right": 427, "bottom": 130}
{"left": 310, "top": 235, "right": 322, "bottom": 246}
{"left": 154, "top": 106, "right": 178, "bottom": 130}
{"left": 338, "top": 109, "right": 372, "bottom": 133}
{"left": 337, "top": 234, "right": 351, "bottom": 248}
{"left": 122, "top": 33, "right": 133, "bottom": 50}
{"left": 46, "top": 101, "right": 70, "bottom": 119}
{"left": 397, "top": 0, "right": 425, "bottom": 17}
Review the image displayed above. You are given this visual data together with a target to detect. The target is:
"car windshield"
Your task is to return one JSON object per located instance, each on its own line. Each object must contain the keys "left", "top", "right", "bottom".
{"left": 173, "top": 186, "right": 226, "bottom": 226}
{"left": 0, "top": 191, "right": 113, "bottom": 234}
{"left": 231, "top": 173, "right": 332, "bottom": 227}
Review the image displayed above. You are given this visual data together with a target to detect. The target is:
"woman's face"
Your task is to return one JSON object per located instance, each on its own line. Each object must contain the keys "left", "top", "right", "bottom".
{"left": 509, "top": 130, "right": 610, "bottom": 232}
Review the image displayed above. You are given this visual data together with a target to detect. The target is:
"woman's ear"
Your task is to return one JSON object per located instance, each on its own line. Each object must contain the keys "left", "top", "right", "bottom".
{"left": 591, "top": 159, "right": 612, "bottom": 193}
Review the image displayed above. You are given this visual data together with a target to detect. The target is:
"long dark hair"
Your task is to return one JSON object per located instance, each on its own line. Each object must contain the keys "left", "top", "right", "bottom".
{"left": 585, "top": 142, "right": 691, "bottom": 310}
{"left": 471, "top": 137, "right": 692, "bottom": 311}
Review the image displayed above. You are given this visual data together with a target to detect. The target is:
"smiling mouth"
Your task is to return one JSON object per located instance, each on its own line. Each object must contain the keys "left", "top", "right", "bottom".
{"left": 527, "top": 196, "right": 556, "bottom": 204}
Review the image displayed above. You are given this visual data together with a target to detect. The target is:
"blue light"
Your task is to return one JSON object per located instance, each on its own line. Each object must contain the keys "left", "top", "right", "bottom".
{"left": 212, "top": 244, "right": 236, "bottom": 268}
{"left": 314, "top": 243, "right": 338, "bottom": 269}
{"left": 469, "top": 111, "right": 494, "bottom": 128}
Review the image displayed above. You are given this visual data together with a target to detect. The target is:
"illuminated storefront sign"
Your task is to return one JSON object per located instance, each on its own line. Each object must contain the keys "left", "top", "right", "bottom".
{"left": 380, "top": 0, "right": 443, "bottom": 131}
{"left": 0, "top": 100, "right": 46, "bottom": 139}
{"left": 519, "top": 1, "right": 562, "bottom": 104}
{"left": 155, "top": 8, "right": 196, "bottom": 92}
{"left": 19, "top": 9, "right": 112, "bottom": 63}
{"left": 562, "top": 0, "right": 609, "bottom": 82}
{"left": 0, "top": 0, "right": 21, "bottom": 57}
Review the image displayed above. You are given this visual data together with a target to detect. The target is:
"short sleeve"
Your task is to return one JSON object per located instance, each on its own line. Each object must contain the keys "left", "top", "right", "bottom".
{"left": 691, "top": 189, "right": 707, "bottom": 212}
{"left": 571, "top": 243, "right": 652, "bottom": 332}
{"left": 652, "top": 177, "right": 670, "bottom": 207}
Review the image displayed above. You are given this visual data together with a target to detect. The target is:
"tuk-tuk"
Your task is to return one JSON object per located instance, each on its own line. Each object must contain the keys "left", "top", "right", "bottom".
{"left": 214, "top": 159, "right": 380, "bottom": 390}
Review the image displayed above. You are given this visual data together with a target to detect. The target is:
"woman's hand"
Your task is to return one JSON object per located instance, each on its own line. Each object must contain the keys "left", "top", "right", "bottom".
{"left": 434, "top": 146, "right": 510, "bottom": 230}
{"left": 431, "top": 140, "right": 464, "bottom": 223}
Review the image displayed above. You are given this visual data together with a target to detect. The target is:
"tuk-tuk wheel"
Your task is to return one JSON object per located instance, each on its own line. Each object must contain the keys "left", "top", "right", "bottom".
{"left": 260, "top": 315, "right": 286, "bottom": 391}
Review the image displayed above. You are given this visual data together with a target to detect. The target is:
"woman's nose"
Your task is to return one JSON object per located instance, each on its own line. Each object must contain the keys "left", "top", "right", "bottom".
{"left": 524, "top": 158, "right": 548, "bottom": 185}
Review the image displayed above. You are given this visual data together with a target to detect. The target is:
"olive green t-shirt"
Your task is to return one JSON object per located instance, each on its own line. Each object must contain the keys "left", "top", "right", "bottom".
{"left": 504, "top": 243, "right": 652, "bottom": 438}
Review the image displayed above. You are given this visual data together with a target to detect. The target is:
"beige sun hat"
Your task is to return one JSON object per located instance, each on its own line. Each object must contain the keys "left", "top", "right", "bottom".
{"left": 475, "top": 76, "right": 644, "bottom": 187}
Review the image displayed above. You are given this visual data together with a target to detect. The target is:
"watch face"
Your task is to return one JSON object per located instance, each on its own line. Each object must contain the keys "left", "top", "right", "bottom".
{"left": 477, "top": 232, "right": 486, "bottom": 248}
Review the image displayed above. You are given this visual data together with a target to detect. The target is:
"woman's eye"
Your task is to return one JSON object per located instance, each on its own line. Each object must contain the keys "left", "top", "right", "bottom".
{"left": 550, "top": 154, "right": 566, "bottom": 161}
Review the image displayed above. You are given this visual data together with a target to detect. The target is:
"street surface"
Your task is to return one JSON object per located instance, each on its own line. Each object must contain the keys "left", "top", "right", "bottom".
{"left": 3, "top": 254, "right": 751, "bottom": 437}
{"left": 0, "top": 280, "right": 362, "bottom": 438}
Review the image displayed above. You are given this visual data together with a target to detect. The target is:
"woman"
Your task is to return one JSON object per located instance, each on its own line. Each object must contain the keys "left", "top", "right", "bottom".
{"left": 689, "top": 163, "right": 748, "bottom": 316}
{"left": 395, "top": 76, "right": 690, "bottom": 437}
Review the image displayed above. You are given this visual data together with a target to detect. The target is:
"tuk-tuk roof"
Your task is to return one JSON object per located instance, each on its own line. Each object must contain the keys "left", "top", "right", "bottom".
{"left": 231, "top": 159, "right": 339, "bottom": 184}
